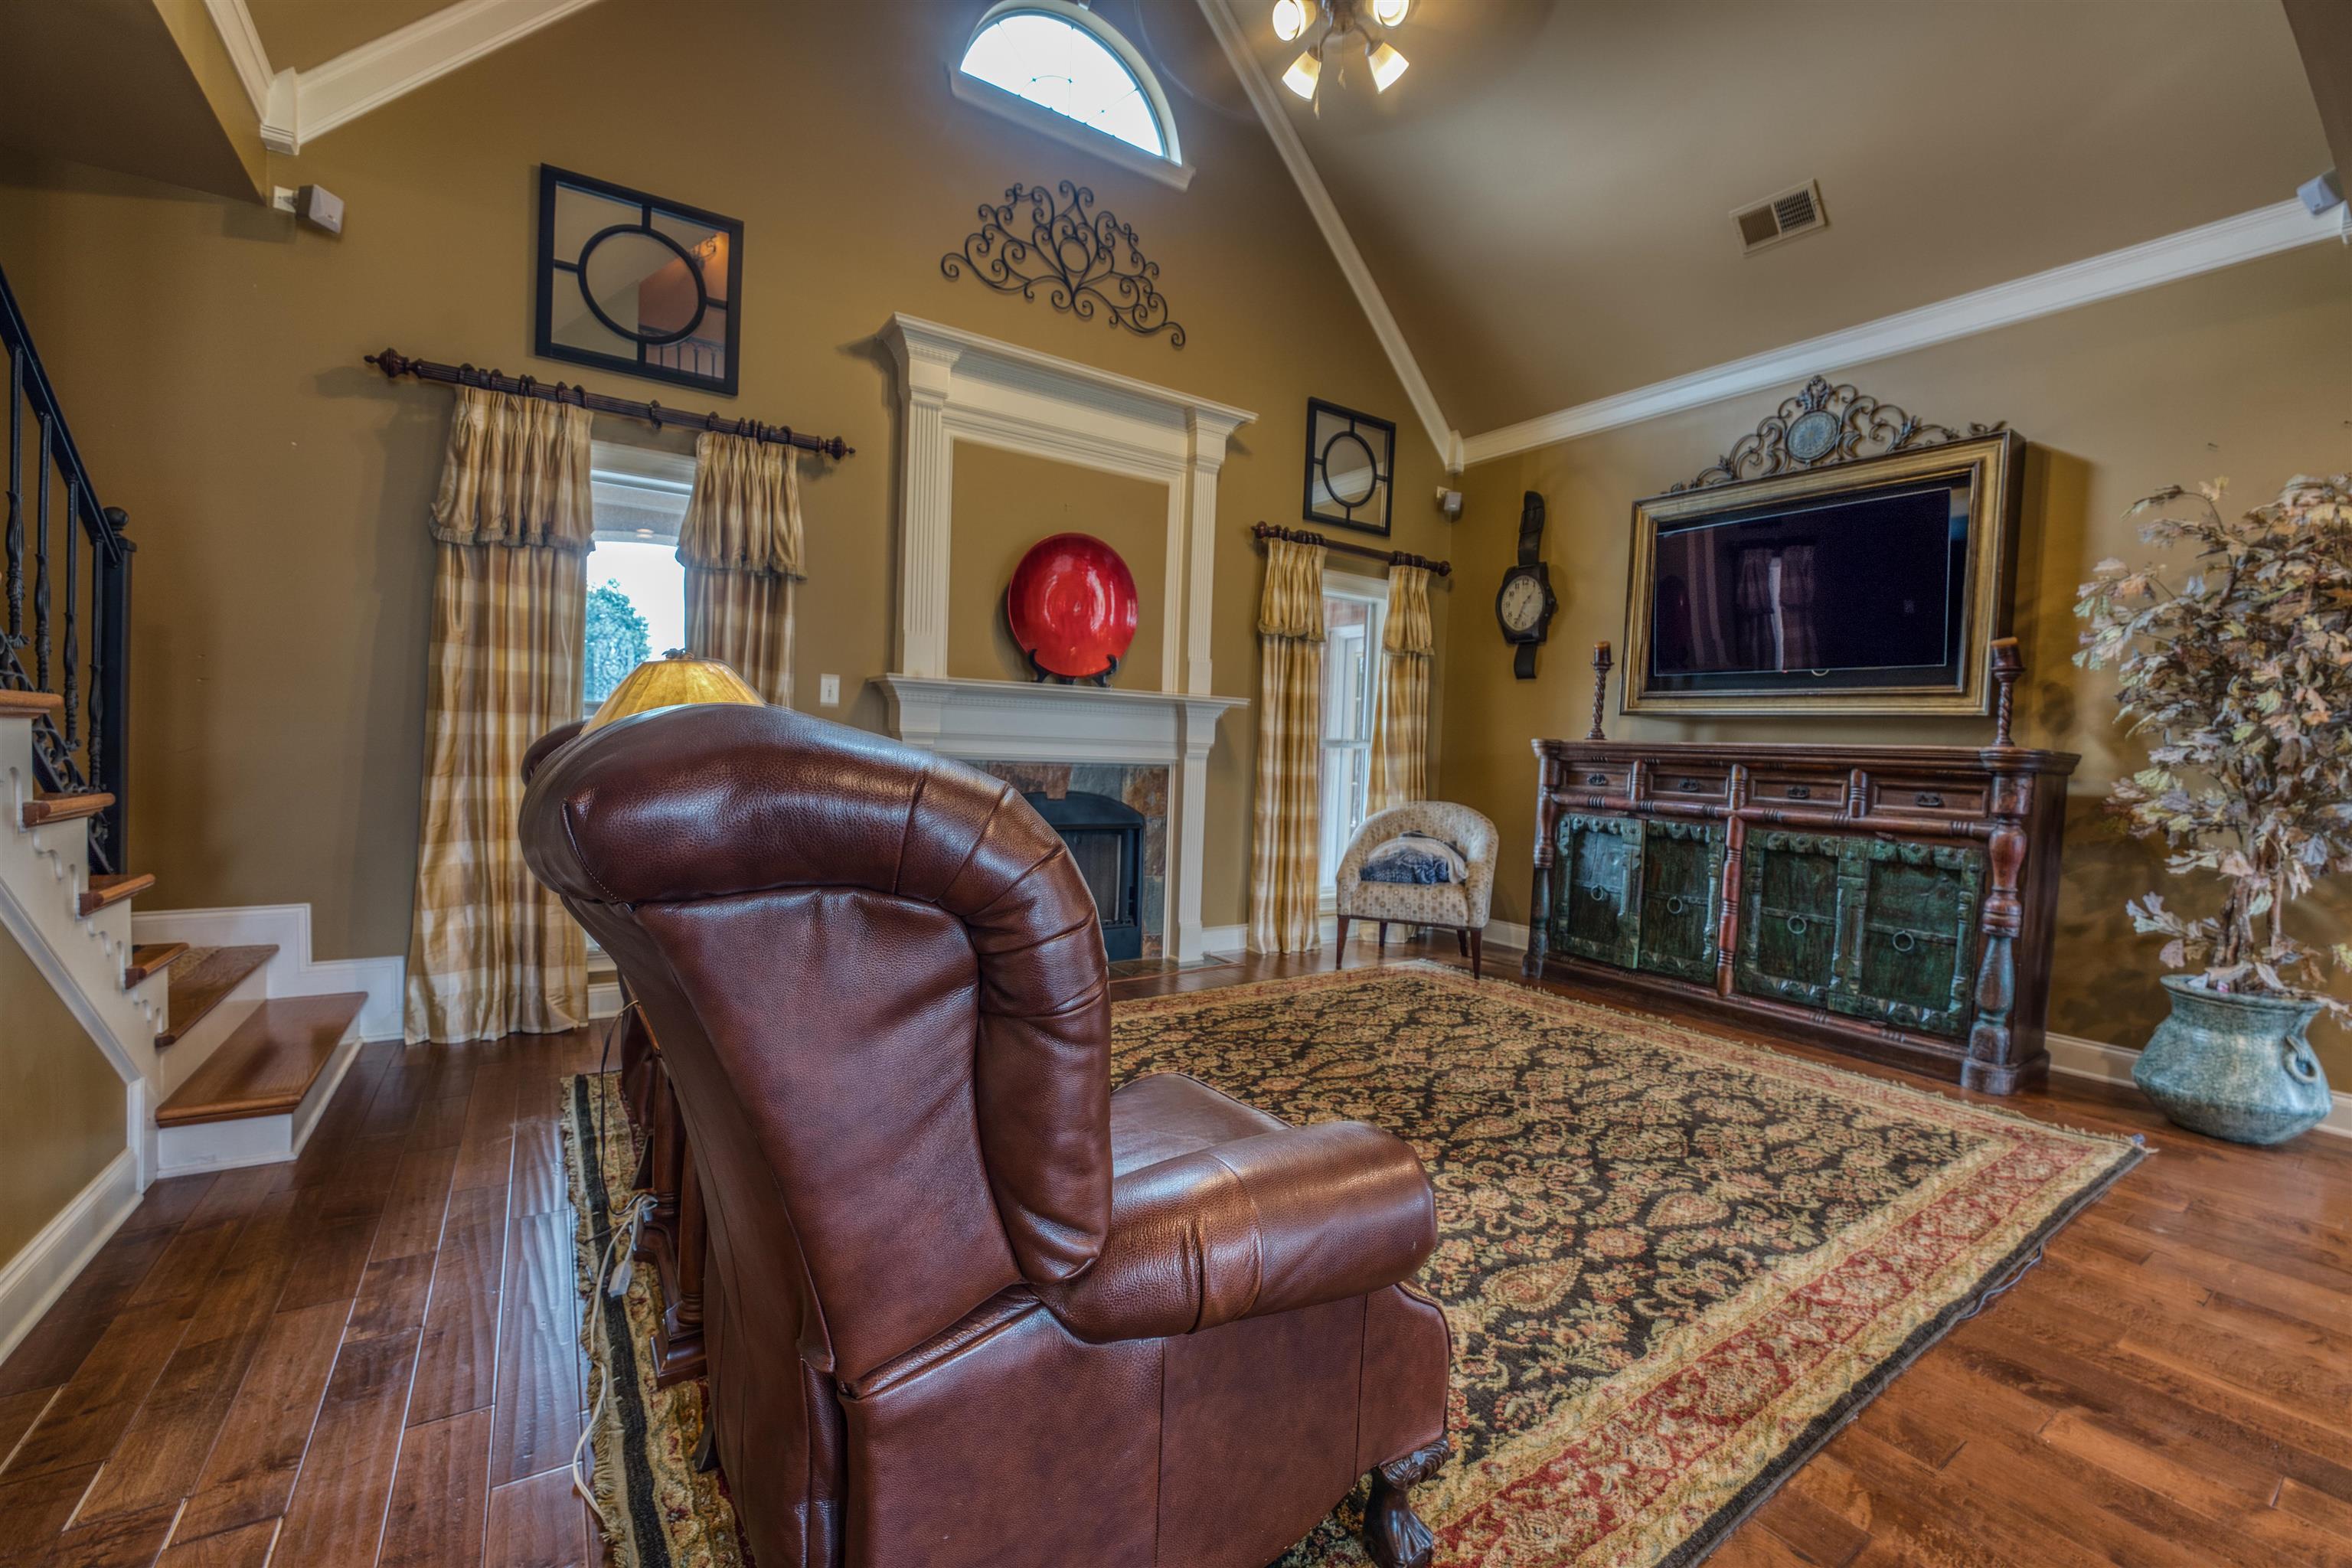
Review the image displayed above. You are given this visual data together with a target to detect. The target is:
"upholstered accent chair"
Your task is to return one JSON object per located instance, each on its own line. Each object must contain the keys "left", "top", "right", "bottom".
{"left": 1335, "top": 802, "right": 1500, "bottom": 979}
{"left": 520, "top": 705, "right": 1454, "bottom": 1568}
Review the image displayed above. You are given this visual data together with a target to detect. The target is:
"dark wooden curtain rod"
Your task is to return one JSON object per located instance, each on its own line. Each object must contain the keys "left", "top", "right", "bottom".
{"left": 1250, "top": 522, "right": 1451, "bottom": 578}
{"left": 364, "top": 348, "right": 854, "bottom": 459}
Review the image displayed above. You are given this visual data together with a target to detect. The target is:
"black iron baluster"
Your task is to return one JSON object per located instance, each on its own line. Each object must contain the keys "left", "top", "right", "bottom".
{"left": 33, "top": 412, "right": 50, "bottom": 689}
{"left": 5, "top": 348, "right": 19, "bottom": 644}
{"left": 60, "top": 478, "right": 77, "bottom": 747}
{"left": 92, "top": 508, "right": 130, "bottom": 869}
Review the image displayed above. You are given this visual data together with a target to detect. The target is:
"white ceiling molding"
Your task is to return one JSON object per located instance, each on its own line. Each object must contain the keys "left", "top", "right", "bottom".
{"left": 1192, "top": 0, "right": 1462, "bottom": 472}
{"left": 200, "top": 0, "right": 273, "bottom": 119}
{"left": 204, "top": 0, "right": 605, "bottom": 156}
{"left": 1461, "top": 198, "right": 2347, "bottom": 468}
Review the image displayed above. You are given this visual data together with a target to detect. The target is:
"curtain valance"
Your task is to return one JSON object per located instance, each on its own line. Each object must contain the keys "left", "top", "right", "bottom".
{"left": 677, "top": 432, "right": 804, "bottom": 577}
{"left": 429, "top": 386, "right": 594, "bottom": 550}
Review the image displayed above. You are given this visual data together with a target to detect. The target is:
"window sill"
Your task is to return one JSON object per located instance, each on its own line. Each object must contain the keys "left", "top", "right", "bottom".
{"left": 949, "top": 70, "right": 1197, "bottom": 193}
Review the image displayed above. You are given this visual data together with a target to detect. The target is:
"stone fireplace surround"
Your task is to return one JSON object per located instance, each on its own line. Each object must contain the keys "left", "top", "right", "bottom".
{"left": 871, "top": 316, "right": 1253, "bottom": 962}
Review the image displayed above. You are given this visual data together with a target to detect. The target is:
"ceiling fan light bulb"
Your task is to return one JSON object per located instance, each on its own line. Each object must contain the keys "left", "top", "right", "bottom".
{"left": 1271, "top": 0, "right": 1308, "bottom": 43}
{"left": 1368, "top": 40, "right": 1409, "bottom": 90}
{"left": 1371, "top": 0, "right": 1410, "bottom": 25}
{"left": 1282, "top": 49, "right": 1321, "bottom": 99}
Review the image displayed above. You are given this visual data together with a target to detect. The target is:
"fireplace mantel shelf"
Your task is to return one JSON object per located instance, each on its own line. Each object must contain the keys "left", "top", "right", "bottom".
{"left": 874, "top": 675, "right": 1246, "bottom": 768}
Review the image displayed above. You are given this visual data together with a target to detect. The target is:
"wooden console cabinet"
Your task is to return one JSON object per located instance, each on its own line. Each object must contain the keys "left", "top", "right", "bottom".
{"left": 1524, "top": 648, "right": 2076, "bottom": 1093}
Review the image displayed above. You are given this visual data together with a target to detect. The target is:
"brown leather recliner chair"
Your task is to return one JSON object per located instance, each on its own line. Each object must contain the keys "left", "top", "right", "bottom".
{"left": 520, "top": 704, "right": 1452, "bottom": 1568}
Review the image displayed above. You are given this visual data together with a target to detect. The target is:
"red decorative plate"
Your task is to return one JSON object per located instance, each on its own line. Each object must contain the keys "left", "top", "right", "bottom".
{"left": 1006, "top": 533, "right": 1140, "bottom": 684}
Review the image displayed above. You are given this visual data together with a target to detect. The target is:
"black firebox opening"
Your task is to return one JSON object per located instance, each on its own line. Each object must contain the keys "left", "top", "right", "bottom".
{"left": 1023, "top": 790, "right": 1145, "bottom": 962}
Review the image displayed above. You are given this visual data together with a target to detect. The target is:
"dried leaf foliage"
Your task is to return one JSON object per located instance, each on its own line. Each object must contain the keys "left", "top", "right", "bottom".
{"left": 2075, "top": 475, "right": 2352, "bottom": 1027}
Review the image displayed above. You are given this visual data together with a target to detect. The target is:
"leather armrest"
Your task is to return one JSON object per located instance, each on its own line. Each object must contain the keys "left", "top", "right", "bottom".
{"left": 1035, "top": 1119, "right": 1436, "bottom": 1344}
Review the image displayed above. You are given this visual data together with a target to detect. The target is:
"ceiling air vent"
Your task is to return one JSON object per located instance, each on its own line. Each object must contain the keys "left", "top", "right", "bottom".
{"left": 1733, "top": 181, "right": 1828, "bottom": 254}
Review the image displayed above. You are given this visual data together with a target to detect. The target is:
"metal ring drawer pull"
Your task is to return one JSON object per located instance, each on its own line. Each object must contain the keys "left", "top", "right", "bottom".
{"left": 1587, "top": 772, "right": 1609, "bottom": 786}
{"left": 1890, "top": 930, "right": 1917, "bottom": 953}
{"left": 1588, "top": 886, "right": 1610, "bottom": 903}
{"left": 1678, "top": 778, "right": 1704, "bottom": 792}
{"left": 1666, "top": 897, "right": 1687, "bottom": 916}
{"left": 1914, "top": 792, "right": 1945, "bottom": 808}
{"left": 1787, "top": 785, "right": 1812, "bottom": 800}
{"left": 1786, "top": 916, "right": 1808, "bottom": 936}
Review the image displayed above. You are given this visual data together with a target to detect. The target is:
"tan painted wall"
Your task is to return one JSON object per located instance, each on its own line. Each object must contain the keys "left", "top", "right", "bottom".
{"left": 1440, "top": 243, "right": 2352, "bottom": 1077}
{"left": 0, "top": 927, "right": 127, "bottom": 1260}
{"left": 0, "top": 0, "right": 1452, "bottom": 959}
{"left": 946, "top": 444, "right": 1169, "bottom": 691}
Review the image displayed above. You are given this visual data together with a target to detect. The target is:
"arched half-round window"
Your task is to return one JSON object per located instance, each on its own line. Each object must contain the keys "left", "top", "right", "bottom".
{"left": 955, "top": 1, "right": 1192, "bottom": 189}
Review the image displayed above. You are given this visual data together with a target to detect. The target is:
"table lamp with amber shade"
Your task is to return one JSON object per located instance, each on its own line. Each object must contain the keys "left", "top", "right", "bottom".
{"left": 583, "top": 648, "right": 764, "bottom": 733}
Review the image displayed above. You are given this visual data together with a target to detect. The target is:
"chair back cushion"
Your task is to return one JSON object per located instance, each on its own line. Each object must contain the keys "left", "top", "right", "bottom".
{"left": 521, "top": 704, "right": 1113, "bottom": 1378}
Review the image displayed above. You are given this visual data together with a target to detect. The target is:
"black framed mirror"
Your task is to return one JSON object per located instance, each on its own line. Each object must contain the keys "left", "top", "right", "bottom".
{"left": 1302, "top": 397, "right": 1395, "bottom": 536}
{"left": 535, "top": 165, "right": 744, "bottom": 395}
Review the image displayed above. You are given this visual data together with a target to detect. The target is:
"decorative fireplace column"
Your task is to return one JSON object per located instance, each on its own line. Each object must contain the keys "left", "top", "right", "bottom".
{"left": 875, "top": 315, "right": 1255, "bottom": 961}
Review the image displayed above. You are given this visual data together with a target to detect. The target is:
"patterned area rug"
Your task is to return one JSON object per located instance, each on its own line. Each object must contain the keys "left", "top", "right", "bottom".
{"left": 563, "top": 962, "right": 2141, "bottom": 1568}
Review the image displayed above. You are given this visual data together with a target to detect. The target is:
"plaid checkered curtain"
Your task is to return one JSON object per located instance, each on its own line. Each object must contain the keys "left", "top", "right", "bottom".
{"left": 1248, "top": 536, "right": 1327, "bottom": 955}
{"left": 403, "top": 387, "right": 592, "bottom": 1044}
{"left": 1368, "top": 564, "right": 1434, "bottom": 812}
{"left": 679, "top": 432, "right": 802, "bottom": 704}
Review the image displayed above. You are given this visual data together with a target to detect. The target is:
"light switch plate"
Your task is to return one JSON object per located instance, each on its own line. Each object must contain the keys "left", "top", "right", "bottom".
{"left": 818, "top": 674, "right": 841, "bottom": 706}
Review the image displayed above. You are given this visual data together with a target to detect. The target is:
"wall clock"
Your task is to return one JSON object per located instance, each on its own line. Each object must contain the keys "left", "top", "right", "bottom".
{"left": 1302, "top": 398, "right": 1395, "bottom": 536}
{"left": 535, "top": 165, "right": 745, "bottom": 395}
{"left": 1495, "top": 489, "right": 1557, "bottom": 679}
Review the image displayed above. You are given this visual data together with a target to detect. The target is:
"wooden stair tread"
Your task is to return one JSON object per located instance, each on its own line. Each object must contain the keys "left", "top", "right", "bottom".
{"left": 77, "top": 871, "right": 152, "bottom": 916}
{"left": 124, "top": 941, "right": 189, "bottom": 988}
{"left": 0, "top": 691, "right": 62, "bottom": 719}
{"left": 22, "top": 789, "right": 113, "bottom": 828}
{"left": 155, "top": 995, "right": 364, "bottom": 1126}
{"left": 156, "top": 943, "right": 279, "bottom": 1047}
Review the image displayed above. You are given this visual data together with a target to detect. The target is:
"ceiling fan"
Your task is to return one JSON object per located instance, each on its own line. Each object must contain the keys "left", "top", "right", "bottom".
{"left": 1271, "top": 0, "right": 1411, "bottom": 107}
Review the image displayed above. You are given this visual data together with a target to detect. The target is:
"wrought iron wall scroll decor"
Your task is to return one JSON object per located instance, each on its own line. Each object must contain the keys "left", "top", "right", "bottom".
{"left": 1671, "top": 375, "right": 2005, "bottom": 492}
{"left": 942, "top": 181, "right": 1185, "bottom": 346}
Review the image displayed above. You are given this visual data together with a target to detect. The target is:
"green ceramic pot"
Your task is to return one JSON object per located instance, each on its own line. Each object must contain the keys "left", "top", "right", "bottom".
{"left": 2133, "top": 975, "right": 2331, "bottom": 1145}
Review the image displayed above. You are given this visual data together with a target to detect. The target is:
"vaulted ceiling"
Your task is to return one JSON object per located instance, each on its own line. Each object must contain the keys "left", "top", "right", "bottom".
{"left": 1233, "top": 0, "right": 2333, "bottom": 438}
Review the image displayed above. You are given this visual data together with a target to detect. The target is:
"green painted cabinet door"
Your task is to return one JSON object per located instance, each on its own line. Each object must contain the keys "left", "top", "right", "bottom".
{"left": 1635, "top": 821, "right": 1726, "bottom": 984}
{"left": 1735, "top": 832, "right": 1847, "bottom": 1007}
{"left": 1829, "top": 839, "right": 1985, "bottom": 1038}
{"left": 1550, "top": 813, "right": 1644, "bottom": 969}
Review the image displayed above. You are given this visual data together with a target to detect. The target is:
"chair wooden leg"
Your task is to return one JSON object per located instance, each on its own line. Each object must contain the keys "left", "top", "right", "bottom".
{"left": 1334, "top": 914, "right": 1351, "bottom": 966}
{"left": 1364, "top": 1439, "right": 1449, "bottom": 1568}
{"left": 1469, "top": 926, "right": 1483, "bottom": 980}
{"left": 1377, "top": 922, "right": 1389, "bottom": 952}
{"left": 1455, "top": 927, "right": 1468, "bottom": 957}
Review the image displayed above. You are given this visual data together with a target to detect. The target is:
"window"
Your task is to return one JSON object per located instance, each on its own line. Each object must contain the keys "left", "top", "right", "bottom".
{"left": 1318, "top": 574, "right": 1388, "bottom": 893}
{"left": 952, "top": 1, "right": 1194, "bottom": 191}
{"left": 583, "top": 442, "right": 692, "bottom": 714}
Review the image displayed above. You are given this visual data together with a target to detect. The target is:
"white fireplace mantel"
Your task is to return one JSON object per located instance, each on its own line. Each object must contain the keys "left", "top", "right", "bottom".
{"left": 875, "top": 675, "right": 1246, "bottom": 961}
{"left": 878, "top": 313, "right": 1255, "bottom": 697}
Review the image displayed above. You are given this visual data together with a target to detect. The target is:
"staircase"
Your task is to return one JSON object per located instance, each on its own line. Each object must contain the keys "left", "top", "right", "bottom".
{"left": 1, "top": 260, "right": 363, "bottom": 1189}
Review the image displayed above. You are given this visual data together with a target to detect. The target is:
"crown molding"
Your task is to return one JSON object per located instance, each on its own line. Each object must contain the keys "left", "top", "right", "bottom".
{"left": 1192, "top": 0, "right": 1462, "bottom": 472}
{"left": 1460, "top": 198, "right": 2349, "bottom": 468}
{"left": 200, "top": 0, "right": 273, "bottom": 118}
{"left": 211, "top": 0, "right": 605, "bottom": 156}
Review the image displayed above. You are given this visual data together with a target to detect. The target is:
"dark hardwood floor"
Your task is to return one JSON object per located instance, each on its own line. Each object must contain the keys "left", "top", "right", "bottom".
{"left": 1, "top": 939, "right": 2346, "bottom": 1566}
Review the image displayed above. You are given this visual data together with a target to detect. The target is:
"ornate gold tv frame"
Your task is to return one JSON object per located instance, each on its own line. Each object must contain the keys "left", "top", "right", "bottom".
{"left": 1621, "top": 377, "right": 2023, "bottom": 718}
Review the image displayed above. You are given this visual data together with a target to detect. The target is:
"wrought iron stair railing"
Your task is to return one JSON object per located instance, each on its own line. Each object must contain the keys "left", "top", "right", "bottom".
{"left": 1, "top": 259, "right": 132, "bottom": 875}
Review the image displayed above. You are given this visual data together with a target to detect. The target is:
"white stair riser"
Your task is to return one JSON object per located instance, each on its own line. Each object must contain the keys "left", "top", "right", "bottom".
{"left": 154, "top": 1025, "right": 364, "bottom": 1179}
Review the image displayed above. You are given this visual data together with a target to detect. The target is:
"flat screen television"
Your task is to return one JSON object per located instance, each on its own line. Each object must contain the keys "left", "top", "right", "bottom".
{"left": 1622, "top": 433, "right": 2024, "bottom": 717}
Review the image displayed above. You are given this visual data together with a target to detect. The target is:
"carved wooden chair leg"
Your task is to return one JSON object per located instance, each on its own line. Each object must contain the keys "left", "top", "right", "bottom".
{"left": 1334, "top": 913, "right": 1351, "bottom": 965}
{"left": 1363, "top": 1438, "right": 1449, "bottom": 1568}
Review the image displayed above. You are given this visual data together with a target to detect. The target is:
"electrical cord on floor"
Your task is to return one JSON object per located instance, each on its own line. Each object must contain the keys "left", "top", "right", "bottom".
{"left": 573, "top": 1000, "right": 652, "bottom": 1514}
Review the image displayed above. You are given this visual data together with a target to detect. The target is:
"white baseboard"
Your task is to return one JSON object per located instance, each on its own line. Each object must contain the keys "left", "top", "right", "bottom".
{"left": 154, "top": 1024, "right": 364, "bottom": 1179}
{"left": 132, "top": 903, "right": 403, "bottom": 1042}
{"left": 0, "top": 1149, "right": 139, "bottom": 1367}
